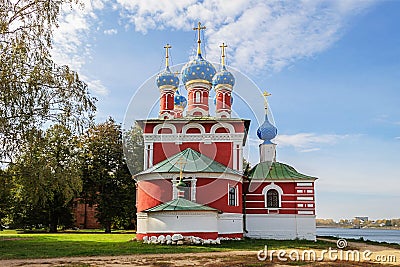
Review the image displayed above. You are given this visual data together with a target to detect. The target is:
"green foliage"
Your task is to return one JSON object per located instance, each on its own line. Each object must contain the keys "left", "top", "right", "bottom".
{"left": 80, "top": 118, "right": 136, "bottom": 232}
{"left": 0, "top": 0, "right": 96, "bottom": 162}
{"left": 123, "top": 122, "right": 144, "bottom": 175}
{"left": 0, "top": 169, "right": 14, "bottom": 228}
{"left": 10, "top": 125, "right": 82, "bottom": 231}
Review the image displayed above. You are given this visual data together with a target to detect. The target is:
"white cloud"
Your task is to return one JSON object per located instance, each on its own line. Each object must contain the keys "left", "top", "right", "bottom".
{"left": 51, "top": 0, "right": 108, "bottom": 97}
{"left": 115, "top": 0, "right": 375, "bottom": 72}
{"left": 104, "top": 28, "right": 118, "bottom": 35}
{"left": 83, "top": 77, "right": 109, "bottom": 96}
{"left": 274, "top": 133, "right": 353, "bottom": 151}
{"left": 300, "top": 148, "right": 321, "bottom": 153}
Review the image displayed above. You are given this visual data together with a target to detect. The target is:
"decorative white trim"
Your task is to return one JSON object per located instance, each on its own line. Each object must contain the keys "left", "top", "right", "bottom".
{"left": 186, "top": 107, "right": 209, "bottom": 117}
{"left": 185, "top": 81, "right": 212, "bottom": 90}
{"left": 297, "top": 196, "right": 314, "bottom": 201}
{"left": 153, "top": 123, "right": 177, "bottom": 135}
{"left": 158, "top": 112, "right": 174, "bottom": 120}
{"left": 296, "top": 182, "right": 313, "bottom": 187}
{"left": 136, "top": 172, "right": 243, "bottom": 182}
{"left": 143, "top": 143, "right": 154, "bottom": 169}
{"left": 143, "top": 133, "right": 245, "bottom": 143}
{"left": 181, "top": 123, "right": 206, "bottom": 134}
{"left": 298, "top": 210, "right": 314, "bottom": 215}
{"left": 227, "top": 183, "right": 239, "bottom": 206}
{"left": 262, "top": 183, "right": 284, "bottom": 195}
{"left": 245, "top": 207, "right": 314, "bottom": 211}
{"left": 262, "top": 183, "right": 283, "bottom": 208}
{"left": 210, "top": 122, "right": 235, "bottom": 134}
{"left": 171, "top": 176, "right": 197, "bottom": 201}
{"left": 216, "top": 111, "right": 231, "bottom": 118}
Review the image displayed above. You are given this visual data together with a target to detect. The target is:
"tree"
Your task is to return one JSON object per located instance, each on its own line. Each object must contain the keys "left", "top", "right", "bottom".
{"left": 0, "top": 168, "right": 14, "bottom": 229}
{"left": 0, "top": 0, "right": 96, "bottom": 163}
{"left": 80, "top": 118, "right": 136, "bottom": 233}
{"left": 11, "top": 125, "right": 82, "bottom": 232}
{"left": 123, "top": 122, "right": 144, "bottom": 175}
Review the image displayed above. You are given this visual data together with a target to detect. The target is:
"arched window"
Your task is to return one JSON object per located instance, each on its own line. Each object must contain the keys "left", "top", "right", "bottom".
{"left": 266, "top": 189, "right": 279, "bottom": 208}
{"left": 228, "top": 186, "right": 236, "bottom": 206}
{"left": 195, "top": 91, "right": 201, "bottom": 103}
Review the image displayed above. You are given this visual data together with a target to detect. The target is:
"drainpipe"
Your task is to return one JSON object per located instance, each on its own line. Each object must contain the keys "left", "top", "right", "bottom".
{"left": 242, "top": 175, "right": 249, "bottom": 235}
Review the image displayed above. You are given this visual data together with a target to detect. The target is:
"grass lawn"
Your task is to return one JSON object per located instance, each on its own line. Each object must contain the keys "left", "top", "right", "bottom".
{"left": 0, "top": 230, "right": 332, "bottom": 260}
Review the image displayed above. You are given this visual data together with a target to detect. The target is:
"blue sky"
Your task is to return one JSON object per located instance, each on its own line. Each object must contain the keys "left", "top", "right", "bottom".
{"left": 52, "top": 0, "right": 400, "bottom": 220}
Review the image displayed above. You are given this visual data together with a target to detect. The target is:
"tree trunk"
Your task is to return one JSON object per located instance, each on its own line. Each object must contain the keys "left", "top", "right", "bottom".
{"left": 104, "top": 222, "right": 111, "bottom": 233}
{"left": 49, "top": 205, "right": 58, "bottom": 233}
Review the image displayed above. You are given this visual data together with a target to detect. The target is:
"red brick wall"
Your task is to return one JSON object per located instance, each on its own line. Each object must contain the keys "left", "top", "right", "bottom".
{"left": 73, "top": 201, "right": 101, "bottom": 229}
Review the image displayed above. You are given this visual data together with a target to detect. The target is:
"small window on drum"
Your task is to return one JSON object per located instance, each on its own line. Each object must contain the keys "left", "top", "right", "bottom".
{"left": 195, "top": 91, "right": 201, "bottom": 103}
{"left": 266, "top": 189, "right": 279, "bottom": 208}
{"left": 228, "top": 186, "right": 237, "bottom": 206}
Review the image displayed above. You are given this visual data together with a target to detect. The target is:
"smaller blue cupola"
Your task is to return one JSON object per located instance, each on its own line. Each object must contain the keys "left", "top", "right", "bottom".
{"left": 257, "top": 92, "right": 277, "bottom": 144}
{"left": 174, "top": 91, "right": 187, "bottom": 108}
{"left": 156, "top": 44, "right": 179, "bottom": 89}
{"left": 212, "top": 43, "right": 235, "bottom": 88}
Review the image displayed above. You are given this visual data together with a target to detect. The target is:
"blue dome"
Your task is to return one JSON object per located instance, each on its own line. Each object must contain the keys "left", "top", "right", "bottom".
{"left": 174, "top": 92, "right": 187, "bottom": 108}
{"left": 257, "top": 114, "right": 277, "bottom": 144}
{"left": 212, "top": 66, "right": 235, "bottom": 87}
{"left": 181, "top": 54, "right": 216, "bottom": 85}
{"left": 156, "top": 66, "right": 179, "bottom": 88}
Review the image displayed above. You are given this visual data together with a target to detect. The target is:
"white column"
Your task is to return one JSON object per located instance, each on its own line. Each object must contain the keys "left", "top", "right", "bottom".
{"left": 232, "top": 142, "right": 238, "bottom": 171}
{"left": 149, "top": 143, "right": 154, "bottom": 167}
{"left": 238, "top": 144, "right": 243, "bottom": 172}
{"left": 144, "top": 143, "right": 149, "bottom": 170}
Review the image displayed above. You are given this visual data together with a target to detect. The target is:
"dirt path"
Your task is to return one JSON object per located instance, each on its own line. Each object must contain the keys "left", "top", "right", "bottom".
{"left": 1, "top": 240, "right": 399, "bottom": 266}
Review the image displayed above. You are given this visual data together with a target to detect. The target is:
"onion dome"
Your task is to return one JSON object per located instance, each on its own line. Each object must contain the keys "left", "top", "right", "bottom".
{"left": 257, "top": 91, "right": 277, "bottom": 144}
{"left": 257, "top": 114, "right": 277, "bottom": 144}
{"left": 181, "top": 22, "right": 216, "bottom": 85}
{"left": 156, "top": 44, "right": 179, "bottom": 88}
{"left": 174, "top": 91, "right": 187, "bottom": 108}
{"left": 181, "top": 54, "right": 216, "bottom": 85}
{"left": 212, "top": 65, "right": 235, "bottom": 87}
{"left": 156, "top": 66, "right": 179, "bottom": 88}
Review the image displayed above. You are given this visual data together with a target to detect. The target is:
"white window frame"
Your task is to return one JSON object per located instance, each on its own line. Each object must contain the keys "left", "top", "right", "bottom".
{"left": 262, "top": 183, "right": 283, "bottom": 209}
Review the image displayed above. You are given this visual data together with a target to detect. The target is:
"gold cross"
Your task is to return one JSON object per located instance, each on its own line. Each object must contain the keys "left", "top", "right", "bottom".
{"left": 193, "top": 22, "right": 206, "bottom": 55}
{"left": 263, "top": 91, "right": 271, "bottom": 111}
{"left": 176, "top": 156, "right": 186, "bottom": 181}
{"left": 220, "top": 43, "right": 227, "bottom": 66}
{"left": 164, "top": 44, "right": 171, "bottom": 68}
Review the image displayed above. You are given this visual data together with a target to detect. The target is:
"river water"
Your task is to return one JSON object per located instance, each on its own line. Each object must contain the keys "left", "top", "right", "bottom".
{"left": 316, "top": 227, "right": 400, "bottom": 244}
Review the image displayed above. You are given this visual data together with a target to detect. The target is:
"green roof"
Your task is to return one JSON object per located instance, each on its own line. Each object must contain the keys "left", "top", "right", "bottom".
{"left": 143, "top": 198, "right": 219, "bottom": 212}
{"left": 248, "top": 161, "right": 316, "bottom": 180}
{"left": 137, "top": 148, "right": 242, "bottom": 176}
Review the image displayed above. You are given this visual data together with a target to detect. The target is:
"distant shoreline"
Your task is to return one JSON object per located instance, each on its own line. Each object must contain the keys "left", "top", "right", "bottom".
{"left": 316, "top": 226, "right": 400, "bottom": 230}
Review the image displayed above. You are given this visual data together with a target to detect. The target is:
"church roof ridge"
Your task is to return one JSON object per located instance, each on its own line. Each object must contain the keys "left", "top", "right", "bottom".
{"left": 143, "top": 198, "right": 219, "bottom": 213}
{"left": 136, "top": 148, "right": 242, "bottom": 176}
{"left": 248, "top": 161, "right": 317, "bottom": 180}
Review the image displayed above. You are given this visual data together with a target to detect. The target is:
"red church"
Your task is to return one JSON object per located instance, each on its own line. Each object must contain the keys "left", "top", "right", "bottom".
{"left": 135, "top": 23, "right": 317, "bottom": 241}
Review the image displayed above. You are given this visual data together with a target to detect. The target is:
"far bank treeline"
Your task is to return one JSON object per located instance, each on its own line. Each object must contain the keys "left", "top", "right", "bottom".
{"left": 0, "top": 0, "right": 143, "bottom": 233}
{"left": 0, "top": 119, "right": 144, "bottom": 233}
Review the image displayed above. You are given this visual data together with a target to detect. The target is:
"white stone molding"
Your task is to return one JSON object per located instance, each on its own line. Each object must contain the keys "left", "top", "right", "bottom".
{"left": 143, "top": 133, "right": 245, "bottom": 143}
{"left": 210, "top": 122, "right": 235, "bottom": 134}
{"left": 262, "top": 182, "right": 284, "bottom": 208}
{"left": 153, "top": 123, "right": 177, "bottom": 135}
{"left": 186, "top": 107, "right": 209, "bottom": 117}
{"left": 181, "top": 123, "right": 206, "bottom": 134}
